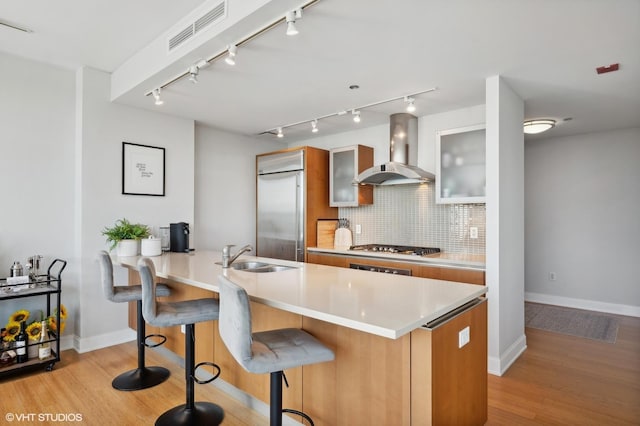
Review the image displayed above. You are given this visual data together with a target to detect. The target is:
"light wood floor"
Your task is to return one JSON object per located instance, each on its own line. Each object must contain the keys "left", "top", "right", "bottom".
{"left": 1, "top": 313, "right": 638, "bottom": 425}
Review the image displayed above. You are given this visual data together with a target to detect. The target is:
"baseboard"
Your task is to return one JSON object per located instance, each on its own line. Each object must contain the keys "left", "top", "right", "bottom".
{"left": 73, "top": 328, "right": 136, "bottom": 354}
{"left": 488, "top": 333, "right": 527, "bottom": 376}
{"left": 525, "top": 292, "right": 640, "bottom": 318}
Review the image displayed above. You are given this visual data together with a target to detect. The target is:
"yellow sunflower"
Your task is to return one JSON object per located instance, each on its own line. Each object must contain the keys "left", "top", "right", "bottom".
{"left": 26, "top": 322, "right": 42, "bottom": 341}
{"left": 48, "top": 317, "right": 66, "bottom": 334}
{"left": 58, "top": 304, "right": 67, "bottom": 320}
{"left": 4, "top": 321, "right": 21, "bottom": 342}
{"left": 9, "top": 309, "right": 30, "bottom": 323}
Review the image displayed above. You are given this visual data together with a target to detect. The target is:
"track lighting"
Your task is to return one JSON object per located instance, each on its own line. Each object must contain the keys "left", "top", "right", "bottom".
{"left": 276, "top": 127, "right": 284, "bottom": 138}
{"left": 311, "top": 120, "right": 319, "bottom": 133}
{"left": 152, "top": 88, "right": 163, "bottom": 106}
{"left": 352, "top": 110, "right": 361, "bottom": 123}
{"left": 188, "top": 65, "right": 199, "bottom": 83}
{"left": 405, "top": 96, "right": 416, "bottom": 112}
{"left": 225, "top": 45, "right": 237, "bottom": 66}
{"left": 285, "top": 9, "right": 302, "bottom": 36}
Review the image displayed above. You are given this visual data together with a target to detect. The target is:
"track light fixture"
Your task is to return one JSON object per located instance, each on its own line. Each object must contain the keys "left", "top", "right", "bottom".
{"left": 145, "top": 1, "right": 319, "bottom": 103}
{"left": 264, "top": 87, "right": 437, "bottom": 138}
{"left": 152, "top": 88, "right": 163, "bottom": 106}
{"left": 405, "top": 96, "right": 416, "bottom": 112}
{"left": 225, "top": 45, "right": 237, "bottom": 65}
{"left": 285, "top": 9, "right": 303, "bottom": 36}
{"left": 188, "top": 65, "right": 199, "bottom": 83}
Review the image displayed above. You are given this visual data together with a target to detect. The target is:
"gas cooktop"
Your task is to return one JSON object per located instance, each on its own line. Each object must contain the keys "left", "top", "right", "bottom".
{"left": 349, "top": 244, "right": 440, "bottom": 256}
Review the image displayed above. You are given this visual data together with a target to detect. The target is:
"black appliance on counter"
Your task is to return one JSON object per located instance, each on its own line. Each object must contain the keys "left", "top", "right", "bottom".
{"left": 170, "top": 222, "right": 190, "bottom": 252}
{"left": 349, "top": 244, "right": 440, "bottom": 256}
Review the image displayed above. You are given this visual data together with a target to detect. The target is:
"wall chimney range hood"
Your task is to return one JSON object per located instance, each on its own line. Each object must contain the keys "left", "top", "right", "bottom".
{"left": 354, "top": 113, "right": 434, "bottom": 185}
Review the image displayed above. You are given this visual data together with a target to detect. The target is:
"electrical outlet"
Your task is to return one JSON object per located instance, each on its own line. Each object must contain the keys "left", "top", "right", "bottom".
{"left": 355, "top": 224, "right": 362, "bottom": 235}
{"left": 549, "top": 272, "right": 557, "bottom": 281}
{"left": 458, "top": 326, "right": 470, "bottom": 348}
{"left": 470, "top": 227, "right": 478, "bottom": 239}
{"left": 180, "top": 324, "right": 186, "bottom": 334}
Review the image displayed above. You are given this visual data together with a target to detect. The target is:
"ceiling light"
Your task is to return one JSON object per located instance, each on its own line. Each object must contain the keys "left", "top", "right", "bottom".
{"left": 188, "top": 65, "right": 199, "bottom": 83}
{"left": 152, "top": 88, "right": 163, "bottom": 106}
{"left": 276, "top": 127, "right": 284, "bottom": 138}
{"left": 285, "top": 9, "right": 302, "bottom": 36}
{"left": 352, "top": 110, "right": 361, "bottom": 123}
{"left": 523, "top": 119, "right": 556, "bottom": 134}
{"left": 225, "top": 45, "right": 237, "bottom": 66}
{"left": 405, "top": 96, "right": 416, "bottom": 113}
{"left": 311, "top": 120, "right": 319, "bottom": 133}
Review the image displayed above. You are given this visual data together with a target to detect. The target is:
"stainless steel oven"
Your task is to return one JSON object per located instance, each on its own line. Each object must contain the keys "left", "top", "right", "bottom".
{"left": 349, "top": 263, "right": 411, "bottom": 276}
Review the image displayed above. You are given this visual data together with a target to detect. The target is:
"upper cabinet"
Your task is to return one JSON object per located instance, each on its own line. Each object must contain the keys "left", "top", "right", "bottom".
{"left": 330, "top": 145, "right": 374, "bottom": 207}
{"left": 436, "top": 124, "right": 486, "bottom": 204}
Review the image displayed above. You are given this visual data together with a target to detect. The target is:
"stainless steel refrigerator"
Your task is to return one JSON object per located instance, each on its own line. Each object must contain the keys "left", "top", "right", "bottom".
{"left": 257, "top": 149, "right": 305, "bottom": 261}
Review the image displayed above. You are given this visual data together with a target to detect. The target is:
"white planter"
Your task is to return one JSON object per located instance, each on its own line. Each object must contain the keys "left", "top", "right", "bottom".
{"left": 141, "top": 237, "right": 162, "bottom": 256}
{"left": 116, "top": 239, "right": 139, "bottom": 257}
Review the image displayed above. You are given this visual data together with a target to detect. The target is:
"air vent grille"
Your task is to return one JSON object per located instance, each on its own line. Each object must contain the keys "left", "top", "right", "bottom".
{"left": 168, "top": 0, "right": 227, "bottom": 52}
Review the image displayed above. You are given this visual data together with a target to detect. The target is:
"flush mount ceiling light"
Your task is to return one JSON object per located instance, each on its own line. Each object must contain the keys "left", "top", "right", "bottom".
{"left": 152, "top": 88, "right": 163, "bottom": 106}
{"left": 523, "top": 119, "right": 556, "bottom": 134}
{"left": 285, "top": 9, "right": 303, "bottom": 36}
{"left": 404, "top": 96, "right": 416, "bottom": 113}
{"left": 225, "top": 44, "right": 237, "bottom": 65}
{"left": 352, "top": 110, "right": 361, "bottom": 123}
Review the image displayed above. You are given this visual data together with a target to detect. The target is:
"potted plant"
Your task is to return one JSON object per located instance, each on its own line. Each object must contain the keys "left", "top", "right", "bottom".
{"left": 102, "top": 218, "right": 150, "bottom": 257}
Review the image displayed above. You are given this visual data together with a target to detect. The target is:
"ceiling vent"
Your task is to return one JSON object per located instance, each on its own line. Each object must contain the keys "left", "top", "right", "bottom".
{"left": 168, "top": 0, "right": 227, "bottom": 52}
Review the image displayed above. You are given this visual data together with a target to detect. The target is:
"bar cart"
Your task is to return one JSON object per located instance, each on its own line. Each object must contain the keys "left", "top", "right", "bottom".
{"left": 0, "top": 259, "right": 67, "bottom": 378}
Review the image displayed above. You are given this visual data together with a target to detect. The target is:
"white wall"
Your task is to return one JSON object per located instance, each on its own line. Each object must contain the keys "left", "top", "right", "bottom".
{"left": 195, "top": 125, "right": 282, "bottom": 251}
{"left": 525, "top": 127, "right": 640, "bottom": 316}
{"left": 76, "top": 66, "right": 196, "bottom": 352}
{"left": 486, "top": 75, "right": 526, "bottom": 375}
{"left": 0, "top": 53, "right": 77, "bottom": 345}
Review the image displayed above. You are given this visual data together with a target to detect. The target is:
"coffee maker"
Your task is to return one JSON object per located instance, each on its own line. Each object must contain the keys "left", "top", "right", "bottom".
{"left": 169, "top": 222, "right": 190, "bottom": 252}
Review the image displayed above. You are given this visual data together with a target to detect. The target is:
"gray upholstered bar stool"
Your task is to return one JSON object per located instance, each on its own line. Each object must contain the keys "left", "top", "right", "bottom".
{"left": 97, "top": 250, "right": 171, "bottom": 391}
{"left": 138, "top": 257, "right": 224, "bottom": 426}
{"left": 218, "top": 275, "right": 335, "bottom": 426}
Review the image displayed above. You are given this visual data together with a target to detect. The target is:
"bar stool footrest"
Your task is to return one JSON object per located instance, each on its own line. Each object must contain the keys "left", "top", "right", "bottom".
{"left": 144, "top": 333, "right": 167, "bottom": 348}
{"left": 193, "top": 362, "right": 221, "bottom": 385}
{"left": 283, "top": 408, "right": 315, "bottom": 426}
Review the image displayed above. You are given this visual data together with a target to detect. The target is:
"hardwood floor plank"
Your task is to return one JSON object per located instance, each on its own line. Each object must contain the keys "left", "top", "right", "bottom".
{"left": 1, "top": 310, "right": 637, "bottom": 425}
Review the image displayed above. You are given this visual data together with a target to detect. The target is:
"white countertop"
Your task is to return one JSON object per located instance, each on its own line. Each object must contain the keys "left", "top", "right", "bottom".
{"left": 307, "top": 247, "right": 486, "bottom": 270}
{"left": 115, "top": 251, "right": 487, "bottom": 340}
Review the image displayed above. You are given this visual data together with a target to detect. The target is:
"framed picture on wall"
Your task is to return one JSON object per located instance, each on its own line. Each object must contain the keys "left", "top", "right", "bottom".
{"left": 122, "top": 142, "right": 165, "bottom": 196}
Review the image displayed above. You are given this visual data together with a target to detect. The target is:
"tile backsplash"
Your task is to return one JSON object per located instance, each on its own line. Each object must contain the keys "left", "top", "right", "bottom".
{"left": 338, "top": 183, "right": 485, "bottom": 255}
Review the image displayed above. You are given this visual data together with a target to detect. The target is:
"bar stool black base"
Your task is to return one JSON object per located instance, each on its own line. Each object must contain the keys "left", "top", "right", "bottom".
{"left": 112, "top": 366, "right": 171, "bottom": 391}
{"left": 155, "top": 402, "right": 224, "bottom": 426}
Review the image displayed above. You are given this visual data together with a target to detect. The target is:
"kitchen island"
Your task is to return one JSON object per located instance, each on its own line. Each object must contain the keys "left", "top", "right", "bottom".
{"left": 116, "top": 251, "right": 488, "bottom": 425}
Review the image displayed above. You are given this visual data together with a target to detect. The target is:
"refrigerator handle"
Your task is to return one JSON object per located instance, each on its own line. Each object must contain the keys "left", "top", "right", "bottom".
{"left": 295, "top": 172, "right": 304, "bottom": 261}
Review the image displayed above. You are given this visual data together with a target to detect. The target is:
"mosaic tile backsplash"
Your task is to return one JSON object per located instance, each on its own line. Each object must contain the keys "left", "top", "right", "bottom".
{"left": 338, "top": 183, "right": 486, "bottom": 255}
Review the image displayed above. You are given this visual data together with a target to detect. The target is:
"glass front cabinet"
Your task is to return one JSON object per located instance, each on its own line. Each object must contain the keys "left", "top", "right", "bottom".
{"left": 436, "top": 124, "right": 486, "bottom": 204}
{"left": 329, "top": 145, "right": 374, "bottom": 207}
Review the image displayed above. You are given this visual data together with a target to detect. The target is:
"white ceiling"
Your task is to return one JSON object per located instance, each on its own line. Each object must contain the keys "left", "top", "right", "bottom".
{"left": 2, "top": 0, "right": 639, "bottom": 143}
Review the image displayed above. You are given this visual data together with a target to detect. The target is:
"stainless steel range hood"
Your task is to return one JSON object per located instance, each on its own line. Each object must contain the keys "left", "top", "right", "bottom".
{"left": 354, "top": 113, "right": 434, "bottom": 185}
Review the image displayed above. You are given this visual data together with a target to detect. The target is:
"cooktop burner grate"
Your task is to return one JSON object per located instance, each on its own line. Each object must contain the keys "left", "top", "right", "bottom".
{"left": 349, "top": 244, "right": 440, "bottom": 256}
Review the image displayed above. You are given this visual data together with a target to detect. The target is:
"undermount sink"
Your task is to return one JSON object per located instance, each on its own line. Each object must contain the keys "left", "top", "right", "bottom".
{"left": 216, "top": 260, "right": 297, "bottom": 273}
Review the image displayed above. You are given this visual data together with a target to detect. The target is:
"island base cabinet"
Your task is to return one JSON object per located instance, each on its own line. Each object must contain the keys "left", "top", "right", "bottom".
{"left": 302, "top": 318, "right": 412, "bottom": 426}
{"left": 411, "top": 298, "right": 488, "bottom": 425}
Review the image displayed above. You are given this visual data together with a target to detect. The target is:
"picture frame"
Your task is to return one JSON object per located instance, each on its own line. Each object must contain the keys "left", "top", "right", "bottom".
{"left": 122, "top": 142, "right": 165, "bottom": 196}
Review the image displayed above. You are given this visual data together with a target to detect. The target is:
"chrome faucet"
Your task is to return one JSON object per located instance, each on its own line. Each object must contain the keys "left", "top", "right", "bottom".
{"left": 221, "top": 244, "right": 253, "bottom": 268}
